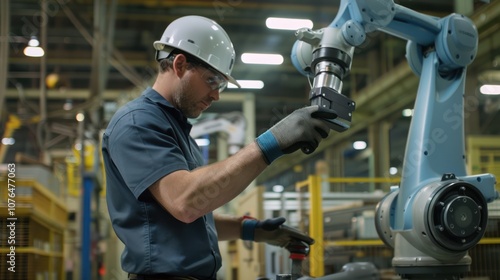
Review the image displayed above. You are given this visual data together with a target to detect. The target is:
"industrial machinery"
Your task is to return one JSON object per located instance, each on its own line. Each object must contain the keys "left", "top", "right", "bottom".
{"left": 264, "top": 229, "right": 379, "bottom": 280}
{"left": 190, "top": 112, "right": 246, "bottom": 155}
{"left": 289, "top": 0, "right": 499, "bottom": 279}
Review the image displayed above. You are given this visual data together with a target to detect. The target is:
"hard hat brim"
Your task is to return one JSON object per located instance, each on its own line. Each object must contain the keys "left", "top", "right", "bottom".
{"left": 224, "top": 74, "right": 241, "bottom": 88}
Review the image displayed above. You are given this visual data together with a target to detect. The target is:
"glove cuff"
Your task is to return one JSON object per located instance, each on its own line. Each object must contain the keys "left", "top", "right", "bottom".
{"left": 241, "top": 219, "right": 259, "bottom": 241}
{"left": 256, "top": 130, "right": 283, "bottom": 164}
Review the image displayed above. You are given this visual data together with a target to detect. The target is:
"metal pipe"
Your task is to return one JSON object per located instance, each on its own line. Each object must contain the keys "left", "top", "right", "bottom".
{"left": 78, "top": 111, "right": 90, "bottom": 280}
{"left": 37, "top": 0, "right": 48, "bottom": 161}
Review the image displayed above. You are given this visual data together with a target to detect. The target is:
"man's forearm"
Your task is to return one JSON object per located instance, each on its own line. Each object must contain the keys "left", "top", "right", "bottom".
{"left": 185, "top": 142, "right": 267, "bottom": 219}
{"left": 151, "top": 142, "right": 268, "bottom": 223}
{"left": 214, "top": 213, "right": 243, "bottom": 241}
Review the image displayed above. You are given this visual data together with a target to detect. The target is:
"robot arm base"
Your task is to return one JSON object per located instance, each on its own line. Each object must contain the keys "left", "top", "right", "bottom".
{"left": 396, "top": 264, "right": 468, "bottom": 280}
{"left": 294, "top": 262, "right": 379, "bottom": 280}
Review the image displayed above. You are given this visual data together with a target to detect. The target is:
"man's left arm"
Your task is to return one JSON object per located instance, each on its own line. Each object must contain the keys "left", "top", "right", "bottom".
{"left": 214, "top": 213, "right": 242, "bottom": 241}
{"left": 214, "top": 214, "right": 314, "bottom": 249}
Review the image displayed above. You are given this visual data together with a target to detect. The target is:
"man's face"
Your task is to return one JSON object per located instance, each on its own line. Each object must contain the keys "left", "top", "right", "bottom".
{"left": 171, "top": 65, "right": 222, "bottom": 118}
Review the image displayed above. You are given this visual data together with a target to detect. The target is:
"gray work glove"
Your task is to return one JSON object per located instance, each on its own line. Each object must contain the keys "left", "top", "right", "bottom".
{"left": 241, "top": 217, "right": 314, "bottom": 248}
{"left": 256, "top": 105, "right": 337, "bottom": 164}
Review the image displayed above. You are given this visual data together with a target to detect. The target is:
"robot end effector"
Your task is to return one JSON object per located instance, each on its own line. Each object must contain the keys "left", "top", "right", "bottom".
{"left": 292, "top": 26, "right": 356, "bottom": 133}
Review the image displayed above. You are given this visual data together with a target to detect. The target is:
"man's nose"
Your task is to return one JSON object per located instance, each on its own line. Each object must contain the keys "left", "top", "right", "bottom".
{"left": 209, "top": 89, "right": 220, "bottom": 101}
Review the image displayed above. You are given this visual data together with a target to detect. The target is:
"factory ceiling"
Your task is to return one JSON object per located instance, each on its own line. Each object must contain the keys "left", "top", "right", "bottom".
{"left": 2, "top": 0, "right": 500, "bottom": 176}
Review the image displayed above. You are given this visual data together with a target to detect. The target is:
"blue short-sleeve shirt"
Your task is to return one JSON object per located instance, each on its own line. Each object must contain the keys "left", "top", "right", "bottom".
{"left": 101, "top": 88, "right": 221, "bottom": 279}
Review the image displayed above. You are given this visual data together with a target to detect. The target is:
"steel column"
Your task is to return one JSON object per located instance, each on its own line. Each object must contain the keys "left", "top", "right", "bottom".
{"left": 0, "top": 0, "right": 9, "bottom": 115}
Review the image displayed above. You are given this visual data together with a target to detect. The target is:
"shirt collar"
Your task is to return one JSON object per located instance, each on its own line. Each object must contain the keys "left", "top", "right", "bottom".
{"left": 143, "top": 87, "right": 193, "bottom": 132}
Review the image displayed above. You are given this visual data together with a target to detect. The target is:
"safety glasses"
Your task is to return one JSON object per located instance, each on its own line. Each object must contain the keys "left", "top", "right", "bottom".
{"left": 166, "top": 53, "right": 228, "bottom": 92}
{"left": 197, "top": 65, "right": 228, "bottom": 92}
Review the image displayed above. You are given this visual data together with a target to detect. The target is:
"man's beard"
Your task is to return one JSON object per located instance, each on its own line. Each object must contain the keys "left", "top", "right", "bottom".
{"left": 171, "top": 77, "right": 202, "bottom": 119}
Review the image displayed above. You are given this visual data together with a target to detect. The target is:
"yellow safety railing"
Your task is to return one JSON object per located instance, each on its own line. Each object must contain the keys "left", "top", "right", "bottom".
{"left": 295, "top": 175, "right": 500, "bottom": 277}
{"left": 295, "top": 176, "right": 400, "bottom": 277}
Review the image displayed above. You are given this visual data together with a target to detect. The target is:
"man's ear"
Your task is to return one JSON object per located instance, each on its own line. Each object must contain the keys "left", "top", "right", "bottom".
{"left": 172, "top": 54, "right": 189, "bottom": 78}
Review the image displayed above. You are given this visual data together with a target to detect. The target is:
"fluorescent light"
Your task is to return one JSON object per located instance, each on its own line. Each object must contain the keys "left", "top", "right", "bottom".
{"left": 23, "top": 37, "right": 44, "bottom": 57}
{"left": 24, "top": 46, "right": 44, "bottom": 57}
{"left": 76, "top": 113, "right": 85, "bottom": 122}
{"left": 402, "top": 108, "right": 413, "bottom": 117}
{"left": 389, "top": 167, "right": 398, "bottom": 175}
{"left": 241, "top": 53, "right": 284, "bottom": 65}
{"left": 195, "top": 138, "right": 210, "bottom": 146}
{"left": 266, "top": 17, "right": 313, "bottom": 30}
{"left": 353, "top": 141, "right": 367, "bottom": 150}
{"left": 228, "top": 80, "right": 264, "bottom": 89}
{"left": 272, "top": 185, "right": 284, "bottom": 193}
{"left": 2, "top": 138, "right": 15, "bottom": 145}
{"left": 480, "top": 84, "right": 500, "bottom": 95}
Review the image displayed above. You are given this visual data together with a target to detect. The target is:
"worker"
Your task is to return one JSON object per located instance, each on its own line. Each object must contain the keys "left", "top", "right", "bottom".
{"left": 101, "top": 15, "right": 335, "bottom": 280}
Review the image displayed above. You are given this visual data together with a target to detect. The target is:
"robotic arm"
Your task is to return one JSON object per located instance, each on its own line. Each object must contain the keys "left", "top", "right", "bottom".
{"left": 291, "top": 0, "right": 499, "bottom": 279}
{"left": 291, "top": 0, "right": 477, "bottom": 132}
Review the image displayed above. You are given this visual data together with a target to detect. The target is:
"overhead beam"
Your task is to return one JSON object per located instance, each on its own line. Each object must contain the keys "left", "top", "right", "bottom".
{"left": 5, "top": 88, "right": 125, "bottom": 100}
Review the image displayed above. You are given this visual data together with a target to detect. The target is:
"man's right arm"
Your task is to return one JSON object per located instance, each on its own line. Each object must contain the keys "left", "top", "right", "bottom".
{"left": 150, "top": 105, "right": 336, "bottom": 223}
{"left": 149, "top": 141, "right": 267, "bottom": 223}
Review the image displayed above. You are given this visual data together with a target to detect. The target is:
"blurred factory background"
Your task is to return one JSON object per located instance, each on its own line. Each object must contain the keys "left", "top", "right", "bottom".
{"left": 1, "top": 0, "right": 500, "bottom": 279}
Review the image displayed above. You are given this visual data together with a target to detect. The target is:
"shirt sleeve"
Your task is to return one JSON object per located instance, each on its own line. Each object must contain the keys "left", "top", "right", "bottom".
{"left": 107, "top": 107, "right": 189, "bottom": 199}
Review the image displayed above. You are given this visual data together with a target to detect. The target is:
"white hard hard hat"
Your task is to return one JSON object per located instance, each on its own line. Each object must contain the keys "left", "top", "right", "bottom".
{"left": 154, "top": 15, "right": 240, "bottom": 88}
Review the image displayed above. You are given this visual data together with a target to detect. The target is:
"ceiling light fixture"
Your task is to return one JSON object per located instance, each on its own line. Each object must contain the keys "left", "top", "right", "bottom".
{"left": 389, "top": 167, "right": 398, "bottom": 175}
{"left": 402, "top": 108, "right": 413, "bottom": 117}
{"left": 228, "top": 80, "right": 264, "bottom": 89}
{"left": 272, "top": 185, "right": 284, "bottom": 193}
{"left": 76, "top": 113, "right": 85, "bottom": 122}
{"left": 23, "top": 36, "right": 45, "bottom": 57}
{"left": 266, "top": 17, "right": 313, "bottom": 30}
{"left": 1, "top": 138, "right": 15, "bottom": 145}
{"left": 241, "top": 53, "right": 284, "bottom": 65}
{"left": 480, "top": 84, "right": 500, "bottom": 95}
{"left": 353, "top": 141, "right": 367, "bottom": 150}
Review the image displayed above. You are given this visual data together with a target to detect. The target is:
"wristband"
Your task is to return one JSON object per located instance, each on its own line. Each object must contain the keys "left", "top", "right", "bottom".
{"left": 241, "top": 219, "right": 259, "bottom": 241}
{"left": 240, "top": 215, "right": 256, "bottom": 221}
{"left": 256, "top": 130, "right": 283, "bottom": 164}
